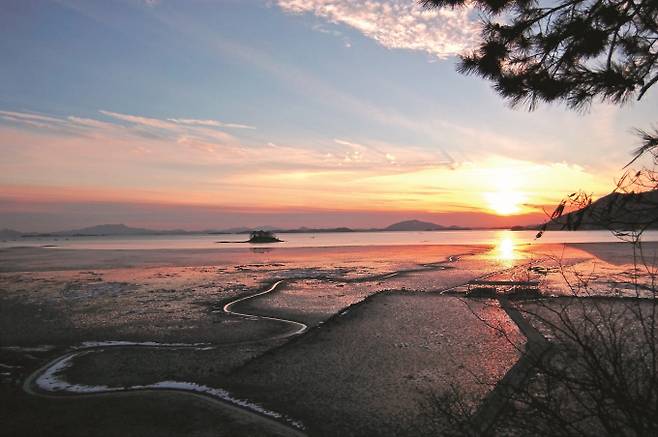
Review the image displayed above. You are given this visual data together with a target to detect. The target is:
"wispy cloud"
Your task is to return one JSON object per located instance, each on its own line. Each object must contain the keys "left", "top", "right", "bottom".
{"left": 99, "top": 110, "right": 175, "bottom": 130}
{"left": 0, "top": 111, "right": 62, "bottom": 124}
{"left": 332, "top": 138, "right": 437, "bottom": 166}
{"left": 0, "top": 109, "right": 614, "bottom": 215}
{"left": 167, "top": 118, "right": 255, "bottom": 130}
{"left": 96, "top": 110, "right": 249, "bottom": 145}
{"left": 66, "top": 116, "right": 118, "bottom": 130}
{"left": 0, "top": 110, "right": 68, "bottom": 129}
{"left": 98, "top": 110, "right": 254, "bottom": 130}
{"left": 276, "top": 0, "right": 479, "bottom": 59}
{"left": 0, "top": 109, "right": 440, "bottom": 172}
{"left": 151, "top": 8, "right": 459, "bottom": 163}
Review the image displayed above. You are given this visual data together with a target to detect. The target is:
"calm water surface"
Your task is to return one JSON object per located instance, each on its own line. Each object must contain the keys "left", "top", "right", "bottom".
{"left": 2, "top": 230, "right": 658, "bottom": 250}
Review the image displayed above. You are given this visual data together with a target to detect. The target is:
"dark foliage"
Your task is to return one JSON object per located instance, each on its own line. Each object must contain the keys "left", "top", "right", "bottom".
{"left": 423, "top": 295, "right": 658, "bottom": 436}
{"left": 421, "top": 0, "right": 658, "bottom": 233}
{"left": 421, "top": 0, "right": 658, "bottom": 111}
{"left": 536, "top": 146, "right": 658, "bottom": 238}
{"left": 414, "top": 2, "right": 658, "bottom": 435}
{"left": 247, "top": 230, "right": 282, "bottom": 243}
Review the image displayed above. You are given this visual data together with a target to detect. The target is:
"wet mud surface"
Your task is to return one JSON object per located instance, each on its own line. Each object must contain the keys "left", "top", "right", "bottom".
{"left": 1, "top": 242, "right": 656, "bottom": 436}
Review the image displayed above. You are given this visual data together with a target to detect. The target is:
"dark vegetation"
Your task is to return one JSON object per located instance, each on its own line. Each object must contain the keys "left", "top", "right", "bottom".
{"left": 247, "top": 230, "right": 283, "bottom": 243}
{"left": 538, "top": 188, "right": 658, "bottom": 232}
{"left": 418, "top": 0, "right": 658, "bottom": 434}
{"left": 419, "top": 262, "right": 658, "bottom": 437}
{"left": 422, "top": 0, "right": 658, "bottom": 111}
{"left": 422, "top": 0, "right": 658, "bottom": 234}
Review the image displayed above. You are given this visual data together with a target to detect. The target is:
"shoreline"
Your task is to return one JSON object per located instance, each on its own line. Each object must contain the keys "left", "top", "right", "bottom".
{"left": 3, "top": 229, "right": 658, "bottom": 253}
{"left": 2, "top": 240, "right": 656, "bottom": 273}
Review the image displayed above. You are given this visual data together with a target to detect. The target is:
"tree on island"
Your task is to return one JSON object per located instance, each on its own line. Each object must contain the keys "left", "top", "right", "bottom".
{"left": 248, "top": 230, "right": 282, "bottom": 243}
{"left": 422, "top": 0, "right": 657, "bottom": 233}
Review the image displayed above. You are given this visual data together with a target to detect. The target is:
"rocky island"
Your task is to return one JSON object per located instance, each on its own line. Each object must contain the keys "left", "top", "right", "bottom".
{"left": 247, "top": 230, "right": 283, "bottom": 243}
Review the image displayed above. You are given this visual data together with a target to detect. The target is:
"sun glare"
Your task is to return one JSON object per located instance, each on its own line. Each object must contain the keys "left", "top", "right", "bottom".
{"left": 484, "top": 190, "right": 525, "bottom": 215}
{"left": 482, "top": 167, "right": 526, "bottom": 215}
{"left": 498, "top": 237, "right": 515, "bottom": 260}
{"left": 494, "top": 231, "right": 521, "bottom": 265}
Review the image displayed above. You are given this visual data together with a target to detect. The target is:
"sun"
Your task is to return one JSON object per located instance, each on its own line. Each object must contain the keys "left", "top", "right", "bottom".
{"left": 481, "top": 166, "right": 527, "bottom": 215}
{"left": 484, "top": 190, "right": 525, "bottom": 215}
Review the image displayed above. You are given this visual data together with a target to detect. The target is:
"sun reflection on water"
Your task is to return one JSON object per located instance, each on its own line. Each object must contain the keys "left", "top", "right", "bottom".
{"left": 495, "top": 231, "right": 521, "bottom": 265}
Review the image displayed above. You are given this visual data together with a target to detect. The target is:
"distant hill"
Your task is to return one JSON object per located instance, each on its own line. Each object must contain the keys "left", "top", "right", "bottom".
{"left": 385, "top": 220, "right": 447, "bottom": 231}
{"left": 542, "top": 189, "right": 658, "bottom": 231}
{"left": 0, "top": 228, "right": 22, "bottom": 239}
{"left": 54, "top": 224, "right": 164, "bottom": 236}
{"left": 23, "top": 224, "right": 188, "bottom": 237}
{"left": 8, "top": 220, "right": 476, "bottom": 238}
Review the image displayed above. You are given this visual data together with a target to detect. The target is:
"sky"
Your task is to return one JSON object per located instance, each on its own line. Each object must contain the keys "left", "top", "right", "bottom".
{"left": 1, "top": 0, "right": 656, "bottom": 232}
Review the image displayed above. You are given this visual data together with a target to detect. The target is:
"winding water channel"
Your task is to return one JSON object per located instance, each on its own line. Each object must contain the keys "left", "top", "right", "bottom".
{"left": 20, "top": 252, "right": 536, "bottom": 436}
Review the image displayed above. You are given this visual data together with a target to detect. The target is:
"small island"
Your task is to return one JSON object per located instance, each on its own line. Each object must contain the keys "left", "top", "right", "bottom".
{"left": 247, "top": 230, "right": 282, "bottom": 243}
{"left": 215, "top": 230, "right": 283, "bottom": 245}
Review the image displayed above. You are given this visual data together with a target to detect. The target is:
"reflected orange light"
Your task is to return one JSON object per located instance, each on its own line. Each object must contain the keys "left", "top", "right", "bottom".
{"left": 495, "top": 231, "right": 520, "bottom": 265}
{"left": 499, "top": 237, "right": 515, "bottom": 260}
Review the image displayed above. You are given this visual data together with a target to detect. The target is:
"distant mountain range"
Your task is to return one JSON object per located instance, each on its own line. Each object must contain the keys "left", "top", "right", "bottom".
{"left": 61, "top": 224, "right": 186, "bottom": 236}
{"left": 0, "top": 224, "right": 187, "bottom": 239}
{"left": 0, "top": 220, "right": 471, "bottom": 238}
{"left": 4, "top": 190, "right": 656, "bottom": 240}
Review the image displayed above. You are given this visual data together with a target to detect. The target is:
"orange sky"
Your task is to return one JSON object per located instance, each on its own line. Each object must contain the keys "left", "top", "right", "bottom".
{"left": 2, "top": 1, "right": 652, "bottom": 231}
{"left": 0, "top": 110, "right": 620, "bottom": 231}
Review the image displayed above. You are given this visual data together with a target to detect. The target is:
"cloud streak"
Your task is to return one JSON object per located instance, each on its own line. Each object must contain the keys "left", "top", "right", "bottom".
{"left": 0, "top": 109, "right": 613, "bottom": 220}
{"left": 167, "top": 118, "right": 255, "bottom": 130}
{"left": 0, "top": 110, "right": 442, "bottom": 172}
{"left": 276, "top": 0, "right": 480, "bottom": 59}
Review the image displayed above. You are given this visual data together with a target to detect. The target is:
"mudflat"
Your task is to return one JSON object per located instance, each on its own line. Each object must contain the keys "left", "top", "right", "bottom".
{"left": 1, "top": 242, "right": 654, "bottom": 436}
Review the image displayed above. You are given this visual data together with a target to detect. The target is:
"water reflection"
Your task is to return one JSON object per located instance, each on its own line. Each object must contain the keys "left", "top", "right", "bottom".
{"left": 495, "top": 231, "right": 520, "bottom": 265}
{"left": 5, "top": 229, "right": 658, "bottom": 251}
{"left": 251, "top": 247, "right": 275, "bottom": 253}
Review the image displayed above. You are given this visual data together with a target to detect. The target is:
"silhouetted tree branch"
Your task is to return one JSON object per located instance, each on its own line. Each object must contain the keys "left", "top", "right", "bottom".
{"left": 414, "top": 2, "right": 658, "bottom": 434}
{"left": 420, "top": 257, "right": 658, "bottom": 436}
{"left": 421, "top": 0, "right": 658, "bottom": 111}
{"left": 421, "top": 0, "right": 658, "bottom": 233}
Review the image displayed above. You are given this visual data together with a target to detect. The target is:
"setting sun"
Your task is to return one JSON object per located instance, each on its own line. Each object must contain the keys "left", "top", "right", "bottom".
{"left": 485, "top": 190, "right": 525, "bottom": 215}
{"left": 481, "top": 166, "right": 527, "bottom": 215}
